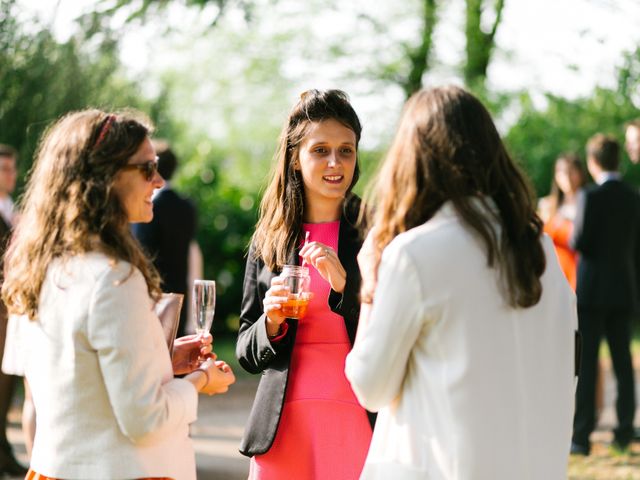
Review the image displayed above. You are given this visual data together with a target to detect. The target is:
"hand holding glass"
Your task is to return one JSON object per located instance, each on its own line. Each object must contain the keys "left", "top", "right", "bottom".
{"left": 280, "top": 265, "right": 311, "bottom": 319}
{"left": 192, "top": 280, "right": 216, "bottom": 362}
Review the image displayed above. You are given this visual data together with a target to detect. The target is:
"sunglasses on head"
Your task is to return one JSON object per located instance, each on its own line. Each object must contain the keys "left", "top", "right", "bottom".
{"left": 120, "top": 158, "right": 159, "bottom": 181}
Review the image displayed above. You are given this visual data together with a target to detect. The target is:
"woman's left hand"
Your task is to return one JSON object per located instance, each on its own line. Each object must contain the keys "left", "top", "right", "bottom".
{"left": 300, "top": 241, "right": 346, "bottom": 293}
{"left": 172, "top": 333, "right": 214, "bottom": 375}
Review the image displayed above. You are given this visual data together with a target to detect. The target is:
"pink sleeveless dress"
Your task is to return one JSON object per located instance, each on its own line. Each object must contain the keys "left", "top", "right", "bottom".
{"left": 249, "top": 221, "right": 372, "bottom": 479}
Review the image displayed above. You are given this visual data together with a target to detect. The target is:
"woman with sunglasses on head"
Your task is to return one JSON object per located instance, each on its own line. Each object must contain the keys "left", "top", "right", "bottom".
{"left": 236, "top": 90, "right": 373, "bottom": 479}
{"left": 2, "top": 109, "right": 235, "bottom": 480}
{"left": 345, "top": 86, "right": 576, "bottom": 479}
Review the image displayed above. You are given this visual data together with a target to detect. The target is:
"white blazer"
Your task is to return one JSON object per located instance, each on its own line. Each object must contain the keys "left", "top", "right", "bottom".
{"left": 346, "top": 202, "right": 576, "bottom": 480}
{"left": 23, "top": 252, "right": 198, "bottom": 480}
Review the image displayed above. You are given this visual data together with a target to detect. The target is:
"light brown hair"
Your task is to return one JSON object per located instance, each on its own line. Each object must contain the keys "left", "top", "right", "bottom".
{"left": 365, "top": 85, "right": 546, "bottom": 308}
{"left": 2, "top": 109, "right": 162, "bottom": 319}
{"left": 252, "top": 89, "right": 362, "bottom": 270}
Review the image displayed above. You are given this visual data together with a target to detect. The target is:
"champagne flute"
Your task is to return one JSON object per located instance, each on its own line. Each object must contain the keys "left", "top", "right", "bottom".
{"left": 192, "top": 280, "right": 216, "bottom": 362}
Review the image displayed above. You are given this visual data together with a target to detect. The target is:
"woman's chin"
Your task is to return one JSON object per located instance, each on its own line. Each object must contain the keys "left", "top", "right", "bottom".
{"left": 128, "top": 212, "right": 154, "bottom": 224}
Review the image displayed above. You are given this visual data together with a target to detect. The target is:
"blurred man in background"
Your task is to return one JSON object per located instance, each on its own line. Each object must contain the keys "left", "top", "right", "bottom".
{"left": 133, "top": 141, "right": 200, "bottom": 337}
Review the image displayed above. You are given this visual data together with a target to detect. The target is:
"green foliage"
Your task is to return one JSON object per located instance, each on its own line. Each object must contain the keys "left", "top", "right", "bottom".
{"left": 0, "top": 0, "right": 163, "bottom": 190}
{"left": 173, "top": 136, "right": 258, "bottom": 333}
{"left": 0, "top": 2, "right": 257, "bottom": 334}
{"left": 504, "top": 51, "right": 640, "bottom": 197}
{"left": 134, "top": 22, "right": 294, "bottom": 332}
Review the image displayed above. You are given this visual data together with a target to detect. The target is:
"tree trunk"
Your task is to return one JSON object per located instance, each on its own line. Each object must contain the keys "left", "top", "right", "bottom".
{"left": 464, "top": 0, "right": 504, "bottom": 89}
{"left": 401, "top": 0, "right": 438, "bottom": 98}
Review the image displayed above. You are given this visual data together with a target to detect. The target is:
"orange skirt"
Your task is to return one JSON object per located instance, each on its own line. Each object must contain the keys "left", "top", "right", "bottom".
{"left": 26, "top": 469, "right": 173, "bottom": 480}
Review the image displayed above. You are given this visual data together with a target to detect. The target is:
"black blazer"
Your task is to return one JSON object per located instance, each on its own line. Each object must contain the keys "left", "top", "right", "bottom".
{"left": 235, "top": 195, "right": 373, "bottom": 457}
{"left": 571, "top": 178, "right": 640, "bottom": 312}
{"left": 133, "top": 188, "right": 197, "bottom": 333}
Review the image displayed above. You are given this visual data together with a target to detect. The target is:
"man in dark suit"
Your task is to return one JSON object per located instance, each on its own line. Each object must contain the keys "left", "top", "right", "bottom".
{"left": 0, "top": 144, "right": 27, "bottom": 476}
{"left": 133, "top": 141, "right": 198, "bottom": 337}
{"left": 571, "top": 133, "right": 640, "bottom": 455}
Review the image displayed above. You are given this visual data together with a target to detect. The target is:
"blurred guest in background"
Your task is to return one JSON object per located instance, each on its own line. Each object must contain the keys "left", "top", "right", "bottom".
{"left": 0, "top": 143, "right": 27, "bottom": 476}
{"left": 624, "top": 119, "right": 640, "bottom": 164}
{"left": 346, "top": 85, "right": 576, "bottom": 479}
{"left": 571, "top": 134, "right": 640, "bottom": 455}
{"left": 538, "top": 153, "right": 608, "bottom": 424}
{"left": 538, "top": 153, "right": 588, "bottom": 290}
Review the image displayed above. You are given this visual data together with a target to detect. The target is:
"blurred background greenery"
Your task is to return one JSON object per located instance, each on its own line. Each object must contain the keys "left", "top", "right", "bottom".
{"left": 1, "top": 0, "right": 639, "bottom": 334}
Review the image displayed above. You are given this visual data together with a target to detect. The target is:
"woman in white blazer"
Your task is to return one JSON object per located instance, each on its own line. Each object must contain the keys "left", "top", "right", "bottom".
{"left": 1, "top": 109, "right": 235, "bottom": 480}
{"left": 345, "top": 86, "right": 576, "bottom": 480}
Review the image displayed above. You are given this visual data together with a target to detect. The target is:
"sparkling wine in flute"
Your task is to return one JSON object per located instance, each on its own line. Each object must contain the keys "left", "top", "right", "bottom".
{"left": 192, "top": 280, "right": 216, "bottom": 337}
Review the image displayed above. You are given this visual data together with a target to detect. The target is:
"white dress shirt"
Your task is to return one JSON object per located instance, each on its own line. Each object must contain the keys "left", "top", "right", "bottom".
{"left": 346, "top": 201, "right": 576, "bottom": 480}
{"left": 24, "top": 252, "right": 199, "bottom": 479}
{"left": 595, "top": 170, "right": 621, "bottom": 185}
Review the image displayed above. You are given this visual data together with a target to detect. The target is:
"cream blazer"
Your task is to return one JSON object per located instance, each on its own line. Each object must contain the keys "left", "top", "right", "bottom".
{"left": 346, "top": 202, "right": 576, "bottom": 480}
{"left": 23, "top": 252, "right": 198, "bottom": 480}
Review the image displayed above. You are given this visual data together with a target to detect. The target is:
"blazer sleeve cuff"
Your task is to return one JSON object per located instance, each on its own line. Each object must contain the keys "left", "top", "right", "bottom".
{"left": 163, "top": 378, "right": 199, "bottom": 425}
{"left": 328, "top": 288, "right": 345, "bottom": 310}
{"left": 268, "top": 321, "right": 289, "bottom": 343}
{"left": 328, "top": 287, "right": 360, "bottom": 321}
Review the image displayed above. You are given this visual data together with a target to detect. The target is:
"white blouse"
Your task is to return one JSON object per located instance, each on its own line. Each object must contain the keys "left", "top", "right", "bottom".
{"left": 346, "top": 202, "right": 576, "bottom": 480}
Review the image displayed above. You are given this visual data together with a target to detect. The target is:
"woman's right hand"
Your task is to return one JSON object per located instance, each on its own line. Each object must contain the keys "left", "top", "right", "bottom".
{"left": 263, "top": 276, "right": 289, "bottom": 336}
{"left": 189, "top": 357, "right": 235, "bottom": 396}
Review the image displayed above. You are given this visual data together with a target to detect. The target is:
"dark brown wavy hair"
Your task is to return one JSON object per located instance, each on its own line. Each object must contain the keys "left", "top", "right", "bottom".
{"left": 252, "top": 89, "right": 362, "bottom": 270}
{"left": 2, "top": 109, "right": 162, "bottom": 319}
{"left": 366, "top": 85, "right": 546, "bottom": 308}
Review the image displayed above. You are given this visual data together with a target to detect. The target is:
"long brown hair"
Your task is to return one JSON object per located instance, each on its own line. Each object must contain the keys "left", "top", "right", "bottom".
{"left": 2, "top": 109, "right": 162, "bottom": 319}
{"left": 252, "top": 89, "right": 362, "bottom": 270}
{"left": 366, "top": 85, "right": 546, "bottom": 308}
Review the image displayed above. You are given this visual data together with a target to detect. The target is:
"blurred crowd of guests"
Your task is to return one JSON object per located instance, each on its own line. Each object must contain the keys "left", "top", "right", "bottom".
{"left": 539, "top": 120, "right": 640, "bottom": 456}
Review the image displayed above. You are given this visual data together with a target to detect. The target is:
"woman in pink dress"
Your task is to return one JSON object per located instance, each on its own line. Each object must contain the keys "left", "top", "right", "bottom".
{"left": 236, "top": 89, "right": 373, "bottom": 479}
